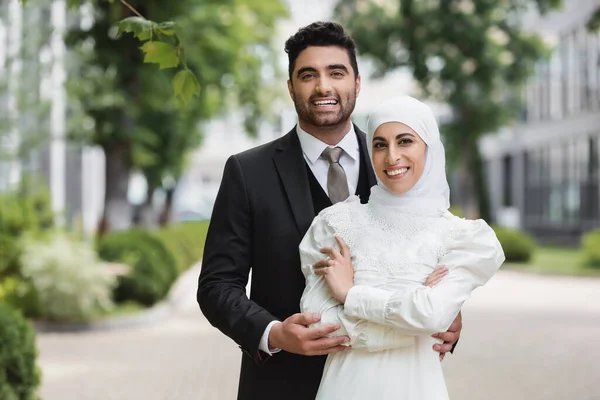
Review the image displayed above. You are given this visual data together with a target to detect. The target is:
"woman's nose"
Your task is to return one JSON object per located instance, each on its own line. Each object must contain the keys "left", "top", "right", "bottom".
{"left": 386, "top": 147, "right": 402, "bottom": 165}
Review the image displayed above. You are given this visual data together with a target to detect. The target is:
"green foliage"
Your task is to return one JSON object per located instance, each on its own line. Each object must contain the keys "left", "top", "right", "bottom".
{"left": 0, "top": 234, "right": 20, "bottom": 277}
{"left": 0, "top": 302, "right": 41, "bottom": 400}
{"left": 96, "top": 229, "right": 179, "bottom": 306}
{"left": 0, "top": 185, "right": 53, "bottom": 239}
{"left": 335, "top": 0, "right": 561, "bottom": 216}
{"left": 173, "top": 70, "right": 201, "bottom": 104}
{"left": 62, "top": 0, "right": 287, "bottom": 231}
{"left": 20, "top": 234, "right": 117, "bottom": 322}
{"left": 586, "top": 6, "right": 600, "bottom": 31}
{"left": 492, "top": 226, "right": 536, "bottom": 263}
{"left": 158, "top": 221, "right": 209, "bottom": 272}
{"left": 581, "top": 230, "right": 600, "bottom": 269}
{"left": 448, "top": 205, "right": 465, "bottom": 218}
{"left": 0, "top": 277, "right": 41, "bottom": 319}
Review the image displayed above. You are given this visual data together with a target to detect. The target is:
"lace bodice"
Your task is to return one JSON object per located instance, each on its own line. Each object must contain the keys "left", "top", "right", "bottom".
{"left": 317, "top": 195, "right": 463, "bottom": 279}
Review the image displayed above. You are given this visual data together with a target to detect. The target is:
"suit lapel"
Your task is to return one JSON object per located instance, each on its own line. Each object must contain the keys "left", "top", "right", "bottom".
{"left": 355, "top": 125, "right": 377, "bottom": 188}
{"left": 273, "top": 128, "right": 315, "bottom": 235}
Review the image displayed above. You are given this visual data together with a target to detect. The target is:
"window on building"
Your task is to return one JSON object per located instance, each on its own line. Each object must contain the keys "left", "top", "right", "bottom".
{"left": 502, "top": 155, "right": 513, "bottom": 207}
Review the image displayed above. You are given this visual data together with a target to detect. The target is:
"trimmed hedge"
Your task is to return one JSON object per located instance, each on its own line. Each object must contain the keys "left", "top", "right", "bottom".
{"left": 158, "top": 221, "right": 208, "bottom": 271}
{"left": 97, "top": 229, "right": 179, "bottom": 306}
{"left": 0, "top": 302, "right": 40, "bottom": 400}
{"left": 96, "top": 222, "right": 209, "bottom": 307}
{"left": 581, "top": 230, "right": 600, "bottom": 269}
{"left": 492, "top": 226, "right": 536, "bottom": 263}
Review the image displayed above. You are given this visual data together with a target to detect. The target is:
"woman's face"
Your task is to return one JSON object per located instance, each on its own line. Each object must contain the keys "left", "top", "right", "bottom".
{"left": 371, "top": 122, "right": 427, "bottom": 194}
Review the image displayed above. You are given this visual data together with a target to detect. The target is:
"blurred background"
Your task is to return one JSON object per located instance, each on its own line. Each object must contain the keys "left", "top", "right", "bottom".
{"left": 0, "top": 0, "right": 599, "bottom": 399}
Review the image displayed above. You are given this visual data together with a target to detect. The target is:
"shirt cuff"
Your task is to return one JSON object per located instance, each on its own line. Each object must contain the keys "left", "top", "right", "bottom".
{"left": 259, "top": 320, "right": 282, "bottom": 355}
{"left": 344, "top": 285, "right": 391, "bottom": 325}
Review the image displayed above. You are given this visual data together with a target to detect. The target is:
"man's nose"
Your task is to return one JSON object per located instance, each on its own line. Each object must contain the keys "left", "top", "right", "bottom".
{"left": 315, "top": 76, "right": 333, "bottom": 94}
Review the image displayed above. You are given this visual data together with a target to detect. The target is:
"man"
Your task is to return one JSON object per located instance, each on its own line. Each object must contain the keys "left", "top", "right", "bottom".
{"left": 197, "top": 21, "right": 461, "bottom": 400}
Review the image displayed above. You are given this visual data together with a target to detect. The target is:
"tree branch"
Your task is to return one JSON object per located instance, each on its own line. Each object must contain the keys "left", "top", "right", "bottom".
{"left": 120, "top": 0, "right": 145, "bottom": 19}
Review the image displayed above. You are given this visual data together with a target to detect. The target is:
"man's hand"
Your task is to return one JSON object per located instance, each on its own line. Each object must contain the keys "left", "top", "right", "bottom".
{"left": 268, "top": 313, "right": 351, "bottom": 356}
{"left": 432, "top": 312, "right": 462, "bottom": 361}
{"left": 423, "top": 266, "right": 448, "bottom": 287}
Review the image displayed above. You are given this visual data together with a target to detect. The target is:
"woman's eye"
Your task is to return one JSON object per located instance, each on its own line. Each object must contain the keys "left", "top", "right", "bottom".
{"left": 373, "top": 142, "right": 386, "bottom": 148}
{"left": 399, "top": 139, "right": 413, "bottom": 145}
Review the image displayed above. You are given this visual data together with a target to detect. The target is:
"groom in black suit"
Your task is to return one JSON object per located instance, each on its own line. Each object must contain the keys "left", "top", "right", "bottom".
{"left": 197, "top": 21, "right": 462, "bottom": 400}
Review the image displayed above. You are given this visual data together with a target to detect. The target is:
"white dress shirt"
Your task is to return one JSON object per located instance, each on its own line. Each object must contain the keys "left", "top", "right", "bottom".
{"left": 258, "top": 124, "right": 361, "bottom": 355}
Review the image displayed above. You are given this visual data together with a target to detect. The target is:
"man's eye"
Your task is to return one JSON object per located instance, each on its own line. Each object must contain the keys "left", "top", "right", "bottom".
{"left": 301, "top": 74, "right": 314, "bottom": 80}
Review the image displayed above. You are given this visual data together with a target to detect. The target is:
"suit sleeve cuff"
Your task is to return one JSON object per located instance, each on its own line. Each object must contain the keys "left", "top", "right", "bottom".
{"left": 259, "top": 320, "right": 282, "bottom": 355}
{"left": 344, "top": 285, "right": 391, "bottom": 325}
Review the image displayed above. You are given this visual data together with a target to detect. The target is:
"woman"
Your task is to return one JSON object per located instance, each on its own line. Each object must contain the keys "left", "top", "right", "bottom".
{"left": 299, "top": 96, "right": 505, "bottom": 399}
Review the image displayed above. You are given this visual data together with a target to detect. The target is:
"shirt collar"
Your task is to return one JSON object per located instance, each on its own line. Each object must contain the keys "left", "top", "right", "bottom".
{"left": 296, "top": 124, "right": 359, "bottom": 165}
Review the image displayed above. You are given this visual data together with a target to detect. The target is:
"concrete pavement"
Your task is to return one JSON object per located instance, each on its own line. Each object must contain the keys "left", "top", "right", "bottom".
{"left": 36, "top": 267, "right": 600, "bottom": 400}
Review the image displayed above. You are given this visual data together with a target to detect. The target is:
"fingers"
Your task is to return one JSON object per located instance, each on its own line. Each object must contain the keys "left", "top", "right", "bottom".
{"left": 312, "top": 344, "right": 350, "bottom": 356}
{"left": 432, "top": 330, "right": 459, "bottom": 345}
{"left": 424, "top": 266, "right": 448, "bottom": 287}
{"left": 335, "top": 236, "right": 350, "bottom": 258}
{"left": 320, "top": 246, "right": 342, "bottom": 261}
{"left": 310, "top": 336, "right": 351, "bottom": 353}
{"left": 433, "top": 342, "right": 454, "bottom": 353}
{"left": 305, "top": 323, "right": 342, "bottom": 339}
{"left": 312, "top": 259, "right": 329, "bottom": 269}
{"left": 287, "top": 312, "right": 320, "bottom": 326}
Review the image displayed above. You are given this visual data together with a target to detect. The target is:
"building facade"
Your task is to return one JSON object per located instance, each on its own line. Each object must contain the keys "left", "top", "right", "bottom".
{"left": 481, "top": 0, "right": 600, "bottom": 244}
{"left": 0, "top": 0, "right": 105, "bottom": 236}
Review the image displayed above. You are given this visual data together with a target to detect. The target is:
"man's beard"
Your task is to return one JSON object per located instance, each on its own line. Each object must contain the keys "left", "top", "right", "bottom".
{"left": 292, "top": 90, "right": 357, "bottom": 129}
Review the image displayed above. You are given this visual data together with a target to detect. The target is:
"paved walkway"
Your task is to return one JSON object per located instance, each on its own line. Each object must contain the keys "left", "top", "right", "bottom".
{"left": 37, "top": 267, "right": 600, "bottom": 400}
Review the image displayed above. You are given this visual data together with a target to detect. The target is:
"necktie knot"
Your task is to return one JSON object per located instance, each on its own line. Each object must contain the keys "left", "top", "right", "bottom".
{"left": 322, "top": 146, "right": 344, "bottom": 164}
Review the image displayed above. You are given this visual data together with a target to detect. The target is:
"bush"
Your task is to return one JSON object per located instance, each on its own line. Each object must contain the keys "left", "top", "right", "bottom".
{"left": 0, "top": 302, "right": 41, "bottom": 400}
{"left": 0, "top": 185, "right": 54, "bottom": 280}
{"left": 158, "top": 221, "right": 209, "bottom": 271}
{"left": 581, "top": 230, "right": 600, "bottom": 269}
{"left": 19, "top": 234, "right": 116, "bottom": 322}
{"left": 0, "top": 277, "right": 41, "bottom": 319}
{"left": 0, "top": 234, "right": 21, "bottom": 277}
{"left": 0, "top": 188, "right": 53, "bottom": 238}
{"left": 492, "top": 226, "right": 536, "bottom": 263}
{"left": 97, "top": 229, "right": 179, "bottom": 306}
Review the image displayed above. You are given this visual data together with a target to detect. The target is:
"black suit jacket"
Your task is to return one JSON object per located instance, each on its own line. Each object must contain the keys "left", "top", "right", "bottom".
{"left": 197, "top": 126, "right": 376, "bottom": 400}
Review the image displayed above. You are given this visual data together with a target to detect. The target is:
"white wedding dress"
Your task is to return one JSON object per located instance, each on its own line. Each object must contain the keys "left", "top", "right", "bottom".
{"left": 299, "top": 196, "right": 505, "bottom": 400}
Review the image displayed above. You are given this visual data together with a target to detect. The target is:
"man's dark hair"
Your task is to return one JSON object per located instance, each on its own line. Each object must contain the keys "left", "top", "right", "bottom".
{"left": 284, "top": 21, "right": 359, "bottom": 80}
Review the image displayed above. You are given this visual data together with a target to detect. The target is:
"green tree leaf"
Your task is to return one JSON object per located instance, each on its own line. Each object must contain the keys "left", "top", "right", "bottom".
{"left": 141, "top": 41, "right": 179, "bottom": 70}
{"left": 156, "top": 22, "right": 177, "bottom": 36}
{"left": 116, "top": 17, "right": 154, "bottom": 41}
{"left": 173, "top": 70, "right": 200, "bottom": 104}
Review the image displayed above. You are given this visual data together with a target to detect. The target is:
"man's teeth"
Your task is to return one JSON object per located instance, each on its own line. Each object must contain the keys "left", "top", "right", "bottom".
{"left": 314, "top": 100, "right": 338, "bottom": 106}
{"left": 386, "top": 168, "right": 408, "bottom": 176}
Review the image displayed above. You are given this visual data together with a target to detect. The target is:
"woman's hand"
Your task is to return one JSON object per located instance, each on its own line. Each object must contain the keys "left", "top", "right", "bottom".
{"left": 312, "top": 236, "right": 354, "bottom": 303}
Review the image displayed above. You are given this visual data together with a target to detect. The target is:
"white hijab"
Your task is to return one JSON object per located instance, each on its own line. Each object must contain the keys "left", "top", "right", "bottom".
{"left": 366, "top": 96, "right": 450, "bottom": 217}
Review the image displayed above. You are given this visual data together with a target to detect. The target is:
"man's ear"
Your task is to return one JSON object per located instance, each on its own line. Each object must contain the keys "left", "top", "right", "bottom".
{"left": 355, "top": 74, "right": 362, "bottom": 97}
{"left": 287, "top": 79, "right": 294, "bottom": 101}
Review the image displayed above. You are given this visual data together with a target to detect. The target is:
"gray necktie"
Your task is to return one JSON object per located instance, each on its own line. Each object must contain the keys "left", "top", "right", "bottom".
{"left": 322, "top": 146, "right": 350, "bottom": 204}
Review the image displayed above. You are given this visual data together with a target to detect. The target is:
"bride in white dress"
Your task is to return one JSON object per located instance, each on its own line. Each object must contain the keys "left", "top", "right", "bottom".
{"left": 299, "top": 96, "right": 505, "bottom": 399}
